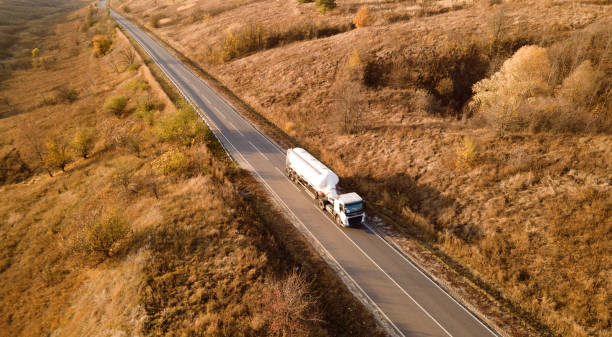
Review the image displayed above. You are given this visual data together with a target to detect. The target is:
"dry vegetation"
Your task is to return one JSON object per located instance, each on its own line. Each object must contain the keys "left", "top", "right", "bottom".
{"left": 0, "top": 2, "right": 384, "bottom": 336}
{"left": 117, "top": 0, "right": 611, "bottom": 336}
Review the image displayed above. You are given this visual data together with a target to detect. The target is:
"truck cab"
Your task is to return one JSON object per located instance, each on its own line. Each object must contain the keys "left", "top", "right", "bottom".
{"left": 332, "top": 192, "right": 365, "bottom": 227}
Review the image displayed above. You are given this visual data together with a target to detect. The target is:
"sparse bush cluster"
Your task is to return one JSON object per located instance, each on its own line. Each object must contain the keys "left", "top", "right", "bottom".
{"left": 213, "top": 20, "right": 351, "bottom": 62}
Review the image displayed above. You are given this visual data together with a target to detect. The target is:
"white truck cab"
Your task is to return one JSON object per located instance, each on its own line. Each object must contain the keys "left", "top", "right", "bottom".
{"left": 333, "top": 192, "right": 365, "bottom": 227}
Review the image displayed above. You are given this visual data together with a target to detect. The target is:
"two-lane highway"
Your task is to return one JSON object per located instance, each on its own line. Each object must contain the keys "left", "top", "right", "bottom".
{"left": 108, "top": 6, "right": 499, "bottom": 337}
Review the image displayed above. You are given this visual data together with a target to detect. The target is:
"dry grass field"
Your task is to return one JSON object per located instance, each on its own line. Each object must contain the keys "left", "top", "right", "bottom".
{"left": 0, "top": 2, "right": 385, "bottom": 336}
{"left": 116, "top": 0, "right": 612, "bottom": 336}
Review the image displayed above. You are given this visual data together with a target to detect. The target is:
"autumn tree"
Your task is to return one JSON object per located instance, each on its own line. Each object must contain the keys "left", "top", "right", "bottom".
{"left": 471, "top": 45, "right": 551, "bottom": 132}
{"left": 71, "top": 127, "right": 96, "bottom": 158}
{"left": 92, "top": 35, "right": 112, "bottom": 57}
{"left": 353, "top": 6, "right": 372, "bottom": 28}
{"left": 43, "top": 137, "right": 71, "bottom": 172}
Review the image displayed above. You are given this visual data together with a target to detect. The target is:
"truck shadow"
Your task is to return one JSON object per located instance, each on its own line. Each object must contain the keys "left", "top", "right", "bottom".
{"left": 342, "top": 173, "right": 483, "bottom": 245}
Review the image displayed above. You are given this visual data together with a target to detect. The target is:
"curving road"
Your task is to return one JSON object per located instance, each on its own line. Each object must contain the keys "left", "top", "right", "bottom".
{"left": 107, "top": 4, "right": 500, "bottom": 337}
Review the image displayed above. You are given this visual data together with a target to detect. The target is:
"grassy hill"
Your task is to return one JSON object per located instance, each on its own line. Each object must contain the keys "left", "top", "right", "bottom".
{"left": 115, "top": 0, "right": 612, "bottom": 336}
{"left": 0, "top": 2, "right": 384, "bottom": 336}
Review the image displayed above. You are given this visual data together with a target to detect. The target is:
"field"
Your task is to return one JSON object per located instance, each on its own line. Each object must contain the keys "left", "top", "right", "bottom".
{"left": 115, "top": 0, "right": 612, "bottom": 336}
{"left": 0, "top": 2, "right": 384, "bottom": 336}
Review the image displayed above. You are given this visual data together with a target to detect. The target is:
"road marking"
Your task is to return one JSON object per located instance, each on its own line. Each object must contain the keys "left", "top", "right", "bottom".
{"left": 226, "top": 120, "right": 245, "bottom": 137}
{"left": 361, "top": 222, "right": 500, "bottom": 336}
{"left": 249, "top": 141, "right": 270, "bottom": 161}
{"left": 315, "top": 206, "right": 455, "bottom": 337}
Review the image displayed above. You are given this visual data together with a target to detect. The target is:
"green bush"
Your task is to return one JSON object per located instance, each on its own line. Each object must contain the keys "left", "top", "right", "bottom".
{"left": 136, "top": 96, "right": 157, "bottom": 125}
{"left": 103, "top": 95, "right": 128, "bottom": 116}
{"left": 156, "top": 107, "right": 207, "bottom": 146}
{"left": 126, "top": 78, "right": 150, "bottom": 92}
{"left": 315, "top": 0, "right": 336, "bottom": 13}
{"left": 126, "top": 62, "right": 141, "bottom": 71}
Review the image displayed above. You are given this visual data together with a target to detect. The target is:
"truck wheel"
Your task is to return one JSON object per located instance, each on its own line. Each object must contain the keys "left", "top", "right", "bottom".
{"left": 317, "top": 199, "right": 325, "bottom": 210}
{"left": 335, "top": 215, "right": 342, "bottom": 226}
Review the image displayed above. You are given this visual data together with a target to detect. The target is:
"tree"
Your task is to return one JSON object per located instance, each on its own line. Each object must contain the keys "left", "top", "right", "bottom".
{"left": 43, "top": 137, "right": 71, "bottom": 172}
{"left": 31, "top": 48, "right": 40, "bottom": 58}
{"left": 92, "top": 35, "right": 112, "bottom": 57}
{"left": 471, "top": 45, "right": 551, "bottom": 132}
{"left": 71, "top": 127, "right": 96, "bottom": 158}
{"left": 353, "top": 6, "right": 372, "bottom": 28}
{"left": 118, "top": 47, "right": 136, "bottom": 68}
{"left": 334, "top": 79, "right": 363, "bottom": 134}
{"left": 16, "top": 118, "right": 54, "bottom": 177}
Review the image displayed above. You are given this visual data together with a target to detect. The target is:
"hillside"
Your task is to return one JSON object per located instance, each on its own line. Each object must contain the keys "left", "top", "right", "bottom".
{"left": 0, "top": 2, "right": 384, "bottom": 336}
{"left": 115, "top": 0, "right": 612, "bottom": 336}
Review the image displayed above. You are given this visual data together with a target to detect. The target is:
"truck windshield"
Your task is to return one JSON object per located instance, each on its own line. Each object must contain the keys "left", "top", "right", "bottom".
{"left": 345, "top": 202, "right": 362, "bottom": 213}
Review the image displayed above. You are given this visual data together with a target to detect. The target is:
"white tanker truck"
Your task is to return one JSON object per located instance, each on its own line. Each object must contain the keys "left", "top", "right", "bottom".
{"left": 285, "top": 148, "right": 365, "bottom": 227}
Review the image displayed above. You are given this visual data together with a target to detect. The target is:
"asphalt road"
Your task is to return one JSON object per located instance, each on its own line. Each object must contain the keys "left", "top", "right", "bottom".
{"left": 108, "top": 5, "right": 500, "bottom": 337}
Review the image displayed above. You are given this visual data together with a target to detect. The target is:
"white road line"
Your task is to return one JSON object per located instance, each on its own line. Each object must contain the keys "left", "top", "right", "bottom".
{"left": 314, "top": 206, "right": 454, "bottom": 337}
{"left": 226, "top": 120, "right": 245, "bottom": 137}
{"left": 249, "top": 141, "right": 270, "bottom": 161}
{"left": 304, "top": 189, "right": 315, "bottom": 199}
{"left": 361, "top": 222, "right": 500, "bottom": 336}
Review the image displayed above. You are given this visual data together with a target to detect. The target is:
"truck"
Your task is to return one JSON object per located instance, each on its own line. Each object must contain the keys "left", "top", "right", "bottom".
{"left": 285, "top": 148, "right": 365, "bottom": 227}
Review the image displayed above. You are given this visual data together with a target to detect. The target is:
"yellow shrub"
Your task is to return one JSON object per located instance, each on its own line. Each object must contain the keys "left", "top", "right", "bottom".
{"left": 558, "top": 60, "right": 600, "bottom": 106}
{"left": 284, "top": 121, "right": 296, "bottom": 135}
{"left": 153, "top": 149, "right": 187, "bottom": 176}
{"left": 348, "top": 49, "right": 361, "bottom": 68}
{"left": 353, "top": 6, "right": 372, "bottom": 28}
{"left": 92, "top": 35, "right": 111, "bottom": 57}
{"left": 456, "top": 137, "right": 476, "bottom": 168}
